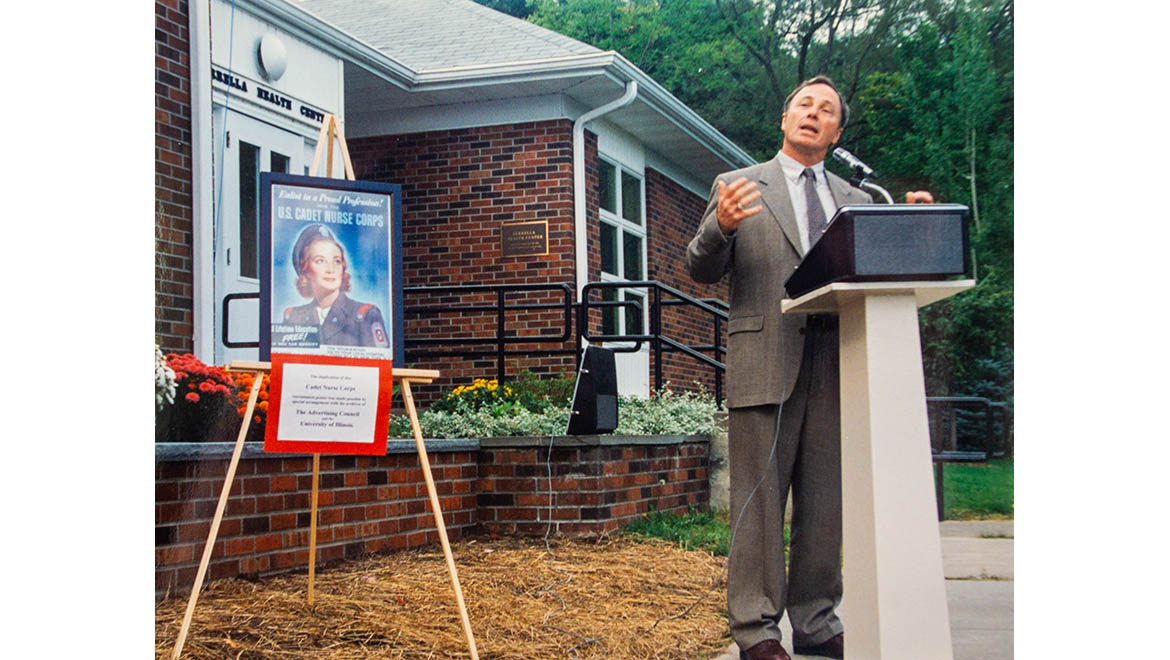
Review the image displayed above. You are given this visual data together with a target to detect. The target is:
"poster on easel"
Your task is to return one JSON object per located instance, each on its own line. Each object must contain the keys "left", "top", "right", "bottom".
{"left": 258, "top": 173, "right": 404, "bottom": 456}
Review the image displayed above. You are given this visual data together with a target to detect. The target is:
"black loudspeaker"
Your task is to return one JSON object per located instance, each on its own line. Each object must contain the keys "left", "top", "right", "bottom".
{"left": 566, "top": 346, "right": 618, "bottom": 435}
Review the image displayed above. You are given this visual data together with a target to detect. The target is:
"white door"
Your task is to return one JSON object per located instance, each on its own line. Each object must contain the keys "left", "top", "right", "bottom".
{"left": 212, "top": 108, "right": 305, "bottom": 364}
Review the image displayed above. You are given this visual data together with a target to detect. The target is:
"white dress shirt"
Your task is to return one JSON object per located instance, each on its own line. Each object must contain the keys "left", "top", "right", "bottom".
{"left": 776, "top": 151, "right": 837, "bottom": 253}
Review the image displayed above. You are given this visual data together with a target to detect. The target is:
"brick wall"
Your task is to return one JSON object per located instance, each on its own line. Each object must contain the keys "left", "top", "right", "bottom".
{"left": 156, "top": 447, "right": 478, "bottom": 598}
{"left": 644, "top": 169, "right": 728, "bottom": 395}
{"left": 155, "top": 436, "right": 710, "bottom": 598}
{"left": 349, "top": 122, "right": 582, "bottom": 403}
{"left": 156, "top": 0, "right": 196, "bottom": 354}
{"left": 477, "top": 439, "right": 710, "bottom": 536}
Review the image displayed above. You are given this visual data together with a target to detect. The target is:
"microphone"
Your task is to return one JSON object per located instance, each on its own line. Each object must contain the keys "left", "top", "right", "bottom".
{"left": 832, "top": 147, "right": 875, "bottom": 177}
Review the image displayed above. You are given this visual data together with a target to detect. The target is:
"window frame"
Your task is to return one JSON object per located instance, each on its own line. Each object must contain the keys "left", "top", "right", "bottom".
{"left": 596, "top": 156, "right": 648, "bottom": 339}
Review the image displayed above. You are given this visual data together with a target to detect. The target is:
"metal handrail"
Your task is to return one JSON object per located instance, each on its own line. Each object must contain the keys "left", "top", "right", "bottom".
{"left": 403, "top": 283, "right": 576, "bottom": 383}
{"left": 579, "top": 280, "right": 728, "bottom": 402}
{"left": 926, "top": 396, "right": 1014, "bottom": 520}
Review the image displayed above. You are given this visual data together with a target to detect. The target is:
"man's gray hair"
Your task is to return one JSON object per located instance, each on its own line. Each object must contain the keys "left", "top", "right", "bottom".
{"left": 784, "top": 75, "right": 849, "bottom": 129}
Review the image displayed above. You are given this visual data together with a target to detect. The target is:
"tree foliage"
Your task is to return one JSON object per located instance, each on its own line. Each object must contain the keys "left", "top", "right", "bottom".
{"left": 477, "top": 0, "right": 1014, "bottom": 405}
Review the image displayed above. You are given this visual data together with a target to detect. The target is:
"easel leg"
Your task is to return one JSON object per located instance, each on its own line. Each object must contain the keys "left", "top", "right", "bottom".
{"left": 401, "top": 379, "right": 480, "bottom": 660}
{"left": 171, "top": 374, "right": 264, "bottom": 660}
{"left": 308, "top": 452, "right": 320, "bottom": 606}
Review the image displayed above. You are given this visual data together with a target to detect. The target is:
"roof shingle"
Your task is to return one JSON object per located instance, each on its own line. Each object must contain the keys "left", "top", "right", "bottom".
{"left": 291, "top": 0, "right": 603, "bottom": 72}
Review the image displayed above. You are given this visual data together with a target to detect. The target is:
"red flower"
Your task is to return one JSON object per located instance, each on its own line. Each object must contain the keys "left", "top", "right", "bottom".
{"left": 185, "top": 392, "right": 200, "bottom": 403}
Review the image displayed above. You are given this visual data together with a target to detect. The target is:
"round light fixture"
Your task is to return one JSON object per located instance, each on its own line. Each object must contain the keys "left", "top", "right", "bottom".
{"left": 257, "top": 33, "right": 288, "bottom": 81}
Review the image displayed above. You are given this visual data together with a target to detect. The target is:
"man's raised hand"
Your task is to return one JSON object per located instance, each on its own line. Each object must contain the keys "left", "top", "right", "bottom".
{"left": 717, "top": 177, "right": 763, "bottom": 234}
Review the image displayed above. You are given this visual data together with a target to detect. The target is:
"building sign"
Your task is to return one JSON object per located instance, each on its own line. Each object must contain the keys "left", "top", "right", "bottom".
{"left": 211, "top": 66, "right": 327, "bottom": 127}
{"left": 259, "top": 173, "right": 404, "bottom": 456}
{"left": 501, "top": 221, "right": 549, "bottom": 258}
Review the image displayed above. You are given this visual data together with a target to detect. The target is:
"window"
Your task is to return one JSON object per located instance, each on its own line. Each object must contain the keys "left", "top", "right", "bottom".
{"left": 597, "top": 157, "right": 646, "bottom": 337}
{"left": 238, "top": 143, "right": 290, "bottom": 280}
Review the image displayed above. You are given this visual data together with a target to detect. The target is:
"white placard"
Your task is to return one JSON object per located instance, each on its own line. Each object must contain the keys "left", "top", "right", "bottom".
{"left": 275, "top": 363, "right": 380, "bottom": 443}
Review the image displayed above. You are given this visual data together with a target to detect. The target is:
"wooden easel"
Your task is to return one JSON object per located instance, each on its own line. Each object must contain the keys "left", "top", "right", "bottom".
{"left": 171, "top": 115, "right": 480, "bottom": 660}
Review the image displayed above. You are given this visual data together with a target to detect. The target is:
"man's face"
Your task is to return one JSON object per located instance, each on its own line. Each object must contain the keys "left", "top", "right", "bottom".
{"left": 780, "top": 83, "right": 844, "bottom": 162}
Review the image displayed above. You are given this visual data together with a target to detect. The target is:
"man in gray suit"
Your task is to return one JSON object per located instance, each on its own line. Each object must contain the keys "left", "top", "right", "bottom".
{"left": 687, "top": 76, "right": 931, "bottom": 660}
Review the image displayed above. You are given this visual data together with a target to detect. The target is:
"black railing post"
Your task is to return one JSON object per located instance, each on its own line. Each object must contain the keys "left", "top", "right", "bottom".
{"left": 935, "top": 461, "right": 945, "bottom": 521}
{"left": 714, "top": 317, "right": 723, "bottom": 406}
{"left": 652, "top": 286, "right": 662, "bottom": 392}
{"left": 496, "top": 289, "right": 506, "bottom": 383}
{"left": 984, "top": 401, "right": 994, "bottom": 459}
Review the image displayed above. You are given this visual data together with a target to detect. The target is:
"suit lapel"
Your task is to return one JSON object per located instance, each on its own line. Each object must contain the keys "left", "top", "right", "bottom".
{"left": 757, "top": 158, "right": 804, "bottom": 257}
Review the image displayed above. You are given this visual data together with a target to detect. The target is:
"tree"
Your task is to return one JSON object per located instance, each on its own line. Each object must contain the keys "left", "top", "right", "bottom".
{"left": 471, "top": 0, "right": 535, "bottom": 19}
{"left": 514, "top": 0, "right": 1014, "bottom": 403}
{"left": 856, "top": 1, "right": 1013, "bottom": 399}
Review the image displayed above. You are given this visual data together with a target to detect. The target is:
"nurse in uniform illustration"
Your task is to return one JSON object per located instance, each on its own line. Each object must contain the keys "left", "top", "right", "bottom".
{"left": 283, "top": 224, "right": 389, "bottom": 348}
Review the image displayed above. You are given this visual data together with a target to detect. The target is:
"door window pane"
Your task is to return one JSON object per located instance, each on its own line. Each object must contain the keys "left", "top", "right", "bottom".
{"left": 624, "top": 292, "right": 644, "bottom": 335}
{"left": 271, "top": 151, "right": 289, "bottom": 174}
{"left": 599, "top": 160, "right": 617, "bottom": 214}
{"left": 623, "top": 231, "right": 643, "bottom": 281}
{"left": 621, "top": 170, "right": 641, "bottom": 224}
{"left": 600, "top": 222, "right": 618, "bottom": 275}
{"left": 239, "top": 141, "right": 260, "bottom": 279}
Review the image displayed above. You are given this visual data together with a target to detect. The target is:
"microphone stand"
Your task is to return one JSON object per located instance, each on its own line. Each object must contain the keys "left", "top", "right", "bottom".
{"left": 850, "top": 170, "right": 894, "bottom": 204}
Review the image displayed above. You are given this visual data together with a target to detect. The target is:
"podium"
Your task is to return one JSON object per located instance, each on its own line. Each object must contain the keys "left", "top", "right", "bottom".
{"left": 782, "top": 204, "right": 973, "bottom": 660}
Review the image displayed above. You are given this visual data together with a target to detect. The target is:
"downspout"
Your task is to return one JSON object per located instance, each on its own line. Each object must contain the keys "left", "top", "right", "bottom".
{"left": 573, "top": 81, "right": 637, "bottom": 299}
{"left": 189, "top": 0, "right": 215, "bottom": 361}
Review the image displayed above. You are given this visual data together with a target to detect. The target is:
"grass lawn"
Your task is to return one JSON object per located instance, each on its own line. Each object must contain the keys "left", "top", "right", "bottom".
{"left": 622, "top": 457, "right": 1013, "bottom": 550}
{"left": 940, "top": 457, "right": 1014, "bottom": 520}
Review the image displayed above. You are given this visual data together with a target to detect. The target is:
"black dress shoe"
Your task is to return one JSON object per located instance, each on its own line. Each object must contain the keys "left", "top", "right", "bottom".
{"left": 740, "top": 638, "right": 792, "bottom": 660}
{"left": 794, "top": 633, "right": 844, "bottom": 659}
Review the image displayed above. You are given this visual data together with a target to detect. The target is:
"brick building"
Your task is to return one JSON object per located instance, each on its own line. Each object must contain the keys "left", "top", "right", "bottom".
{"left": 156, "top": 0, "right": 756, "bottom": 400}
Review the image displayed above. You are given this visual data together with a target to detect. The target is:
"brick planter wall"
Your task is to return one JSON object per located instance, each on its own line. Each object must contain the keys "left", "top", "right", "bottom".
{"left": 156, "top": 435, "right": 711, "bottom": 598}
{"left": 476, "top": 436, "right": 710, "bottom": 536}
{"left": 155, "top": 440, "right": 478, "bottom": 599}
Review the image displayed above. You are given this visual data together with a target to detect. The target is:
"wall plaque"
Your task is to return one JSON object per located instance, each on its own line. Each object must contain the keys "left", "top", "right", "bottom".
{"left": 501, "top": 220, "right": 549, "bottom": 257}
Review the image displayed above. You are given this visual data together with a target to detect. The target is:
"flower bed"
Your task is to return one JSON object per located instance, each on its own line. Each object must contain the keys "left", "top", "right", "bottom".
{"left": 156, "top": 434, "right": 710, "bottom": 599}
{"left": 155, "top": 357, "right": 718, "bottom": 598}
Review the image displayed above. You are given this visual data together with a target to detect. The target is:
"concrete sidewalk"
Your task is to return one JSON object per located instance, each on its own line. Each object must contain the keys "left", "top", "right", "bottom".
{"left": 711, "top": 521, "right": 1013, "bottom": 660}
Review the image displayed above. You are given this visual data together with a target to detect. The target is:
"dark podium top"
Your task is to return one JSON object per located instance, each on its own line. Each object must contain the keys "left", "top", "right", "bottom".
{"left": 784, "top": 204, "right": 970, "bottom": 299}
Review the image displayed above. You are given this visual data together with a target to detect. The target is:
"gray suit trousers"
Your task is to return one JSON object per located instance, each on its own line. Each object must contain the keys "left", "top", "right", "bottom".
{"left": 727, "top": 321, "right": 843, "bottom": 650}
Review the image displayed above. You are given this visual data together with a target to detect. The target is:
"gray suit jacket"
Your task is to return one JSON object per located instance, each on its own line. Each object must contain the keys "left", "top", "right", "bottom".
{"left": 686, "top": 157, "right": 871, "bottom": 408}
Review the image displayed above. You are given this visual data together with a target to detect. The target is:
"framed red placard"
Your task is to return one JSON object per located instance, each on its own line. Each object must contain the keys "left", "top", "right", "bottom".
{"left": 263, "top": 353, "right": 392, "bottom": 456}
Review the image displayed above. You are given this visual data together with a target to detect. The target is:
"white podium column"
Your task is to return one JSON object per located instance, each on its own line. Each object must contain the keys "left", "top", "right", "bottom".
{"left": 782, "top": 281, "right": 972, "bottom": 660}
{"left": 838, "top": 292, "right": 951, "bottom": 660}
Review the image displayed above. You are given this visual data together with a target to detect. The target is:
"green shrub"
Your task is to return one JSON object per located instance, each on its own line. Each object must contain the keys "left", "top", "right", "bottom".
{"left": 614, "top": 387, "right": 723, "bottom": 437}
{"left": 509, "top": 369, "right": 575, "bottom": 412}
{"left": 389, "top": 381, "right": 722, "bottom": 439}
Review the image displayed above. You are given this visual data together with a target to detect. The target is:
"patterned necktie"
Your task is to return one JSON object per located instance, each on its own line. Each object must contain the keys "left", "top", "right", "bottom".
{"left": 803, "top": 167, "right": 828, "bottom": 251}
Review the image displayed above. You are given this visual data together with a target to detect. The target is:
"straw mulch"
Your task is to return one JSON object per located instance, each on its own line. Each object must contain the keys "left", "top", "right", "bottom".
{"left": 156, "top": 535, "right": 731, "bottom": 660}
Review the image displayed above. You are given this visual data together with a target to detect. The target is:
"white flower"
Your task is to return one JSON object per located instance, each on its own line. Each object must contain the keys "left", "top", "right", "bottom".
{"left": 155, "top": 345, "right": 177, "bottom": 409}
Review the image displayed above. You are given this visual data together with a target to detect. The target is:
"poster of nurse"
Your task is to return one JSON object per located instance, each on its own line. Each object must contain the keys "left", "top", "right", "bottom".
{"left": 260, "top": 173, "right": 404, "bottom": 363}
